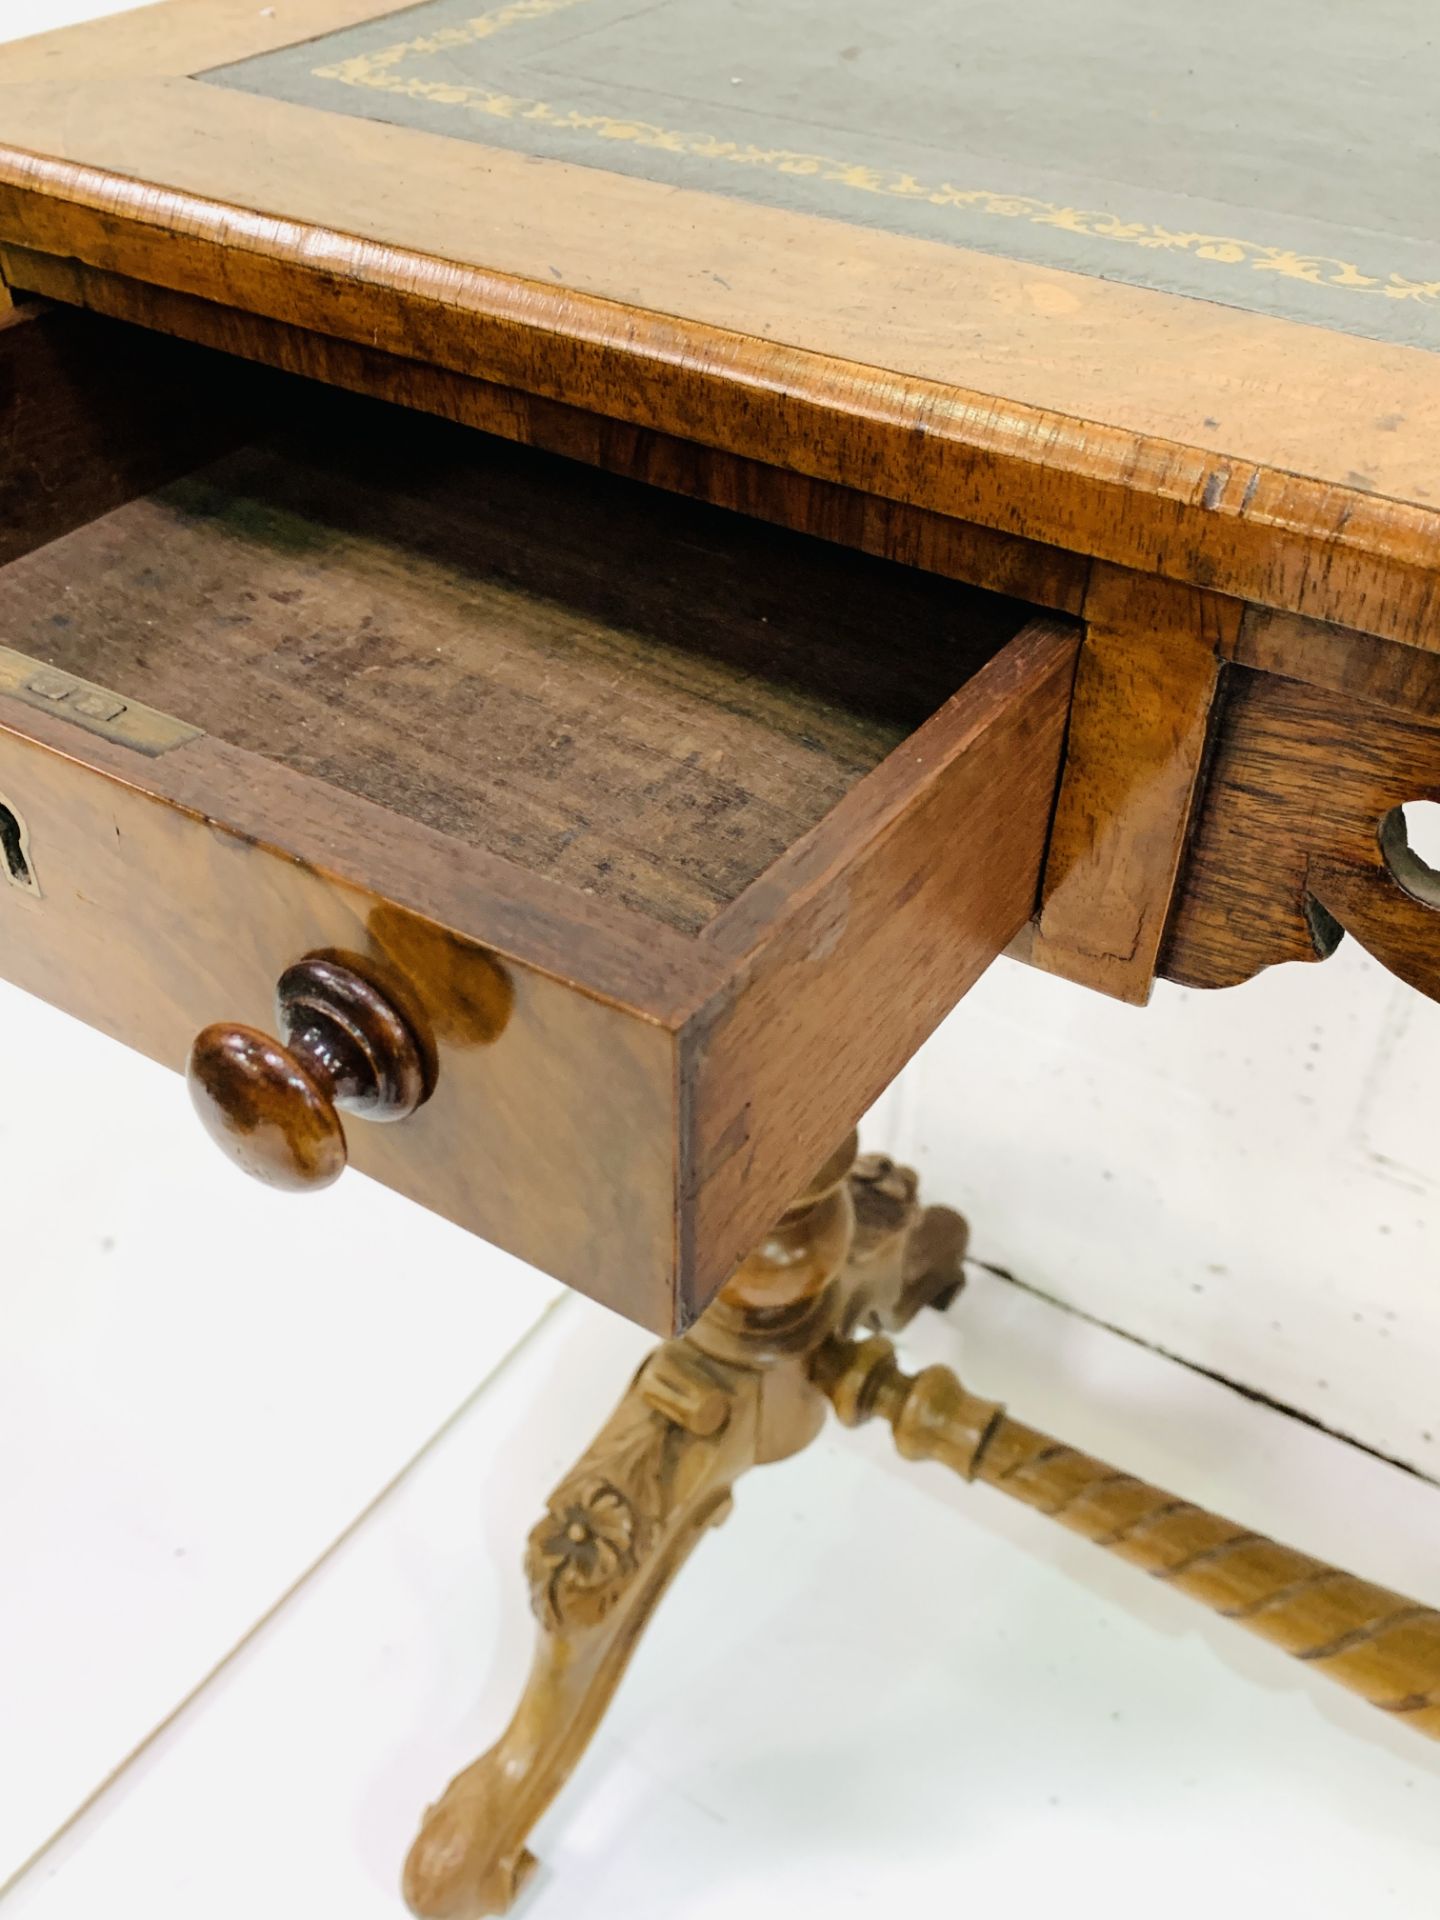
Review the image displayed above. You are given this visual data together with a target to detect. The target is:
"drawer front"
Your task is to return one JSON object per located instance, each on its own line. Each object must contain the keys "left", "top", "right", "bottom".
{"left": 0, "top": 706, "right": 683, "bottom": 1329}
{"left": 0, "top": 615, "right": 1076, "bottom": 1332}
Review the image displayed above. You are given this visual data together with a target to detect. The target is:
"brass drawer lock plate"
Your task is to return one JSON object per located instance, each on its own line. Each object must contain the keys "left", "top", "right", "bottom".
{"left": 0, "top": 646, "right": 201, "bottom": 757}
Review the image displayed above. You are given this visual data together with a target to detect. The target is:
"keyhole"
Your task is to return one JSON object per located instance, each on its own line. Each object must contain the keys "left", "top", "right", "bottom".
{"left": 1380, "top": 801, "right": 1440, "bottom": 911}
{"left": 0, "top": 794, "right": 38, "bottom": 896}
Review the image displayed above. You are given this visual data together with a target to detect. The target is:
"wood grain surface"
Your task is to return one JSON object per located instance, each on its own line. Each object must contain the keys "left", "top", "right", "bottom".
{"left": 0, "top": 611, "right": 1073, "bottom": 1326}
{"left": 2, "top": 2, "right": 1440, "bottom": 651}
{"left": 1235, "top": 605, "right": 1440, "bottom": 717}
{"left": 685, "top": 619, "right": 1077, "bottom": 1310}
{"left": 0, "top": 397, "right": 1025, "bottom": 936}
{"left": 1162, "top": 668, "right": 1440, "bottom": 996}
{"left": 0, "top": 704, "right": 692, "bottom": 1326}
{"left": 0, "top": 254, "right": 1092, "bottom": 616}
{"left": 0, "top": 298, "right": 245, "bottom": 566}
{"left": 1026, "top": 566, "right": 1235, "bottom": 1004}
{"left": 17, "top": 281, "right": 1440, "bottom": 1016}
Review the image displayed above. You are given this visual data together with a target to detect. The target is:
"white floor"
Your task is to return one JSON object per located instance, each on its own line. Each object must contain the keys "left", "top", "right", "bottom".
{"left": 0, "top": 984, "right": 559, "bottom": 1890}
{"left": 4, "top": 980, "right": 1439, "bottom": 1920}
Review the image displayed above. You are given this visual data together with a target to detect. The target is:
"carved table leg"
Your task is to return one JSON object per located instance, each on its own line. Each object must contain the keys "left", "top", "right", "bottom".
{"left": 406, "top": 1140, "right": 1436, "bottom": 1916}
{"left": 819, "top": 1335, "right": 1440, "bottom": 1740}
{"left": 404, "top": 1135, "right": 963, "bottom": 1918}
{"left": 402, "top": 1343, "right": 755, "bottom": 1918}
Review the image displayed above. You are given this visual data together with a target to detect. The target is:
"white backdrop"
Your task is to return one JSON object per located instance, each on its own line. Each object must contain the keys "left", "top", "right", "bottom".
{"left": 873, "top": 935, "right": 1438, "bottom": 1478}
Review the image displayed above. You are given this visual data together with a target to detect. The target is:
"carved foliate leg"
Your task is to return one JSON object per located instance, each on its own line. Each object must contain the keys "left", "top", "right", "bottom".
{"left": 403, "top": 1342, "right": 758, "bottom": 1918}
{"left": 406, "top": 1132, "right": 948, "bottom": 1919}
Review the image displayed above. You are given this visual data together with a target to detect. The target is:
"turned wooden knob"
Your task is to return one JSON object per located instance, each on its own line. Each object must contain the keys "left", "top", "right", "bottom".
{"left": 187, "top": 954, "right": 429, "bottom": 1191}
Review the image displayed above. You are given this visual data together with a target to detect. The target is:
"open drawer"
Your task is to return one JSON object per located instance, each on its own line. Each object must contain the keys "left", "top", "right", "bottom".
{"left": 0, "top": 304, "right": 1077, "bottom": 1331}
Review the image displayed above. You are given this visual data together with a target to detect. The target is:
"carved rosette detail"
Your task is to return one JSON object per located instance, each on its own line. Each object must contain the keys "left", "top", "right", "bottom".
{"left": 527, "top": 1478, "right": 648, "bottom": 1631}
{"left": 524, "top": 1408, "right": 685, "bottom": 1631}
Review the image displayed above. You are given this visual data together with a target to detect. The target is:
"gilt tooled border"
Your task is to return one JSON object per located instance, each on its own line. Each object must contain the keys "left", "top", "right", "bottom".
{"left": 311, "top": 0, "right": 1440, "bottom": 310}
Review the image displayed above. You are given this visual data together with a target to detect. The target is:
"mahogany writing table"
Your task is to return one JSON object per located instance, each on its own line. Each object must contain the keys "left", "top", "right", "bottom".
{"left": 0, "top": 2, "right": 1436, "bottom": 1908}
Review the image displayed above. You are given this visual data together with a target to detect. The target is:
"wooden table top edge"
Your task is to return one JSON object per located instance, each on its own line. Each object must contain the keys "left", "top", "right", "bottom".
{"left": 0, "top": 2, "right": 1437, "bottom": 652}
{"left": 2, "top": 140, "right": 1436, "bottom": 658}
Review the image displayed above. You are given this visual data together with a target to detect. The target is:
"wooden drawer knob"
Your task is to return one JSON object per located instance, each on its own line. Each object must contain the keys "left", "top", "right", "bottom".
{"left": 187, "top": 954, "right": 428, "bottom": 1191}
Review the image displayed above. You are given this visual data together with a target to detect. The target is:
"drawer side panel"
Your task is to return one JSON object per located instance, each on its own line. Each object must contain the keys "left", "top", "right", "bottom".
{"left": 684, "top": 619, "right": 1079, "bottom": 1313}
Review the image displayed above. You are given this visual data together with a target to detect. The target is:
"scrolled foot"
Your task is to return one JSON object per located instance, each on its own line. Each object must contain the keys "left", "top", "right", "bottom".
{"left": 404, "top": 1790, "right": 536, "bottom": 1920}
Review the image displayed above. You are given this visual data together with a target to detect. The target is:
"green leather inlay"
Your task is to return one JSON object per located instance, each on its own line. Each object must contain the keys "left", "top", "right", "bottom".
{"left": 206, "top": 0, "right": 1440, "bottom": 349}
